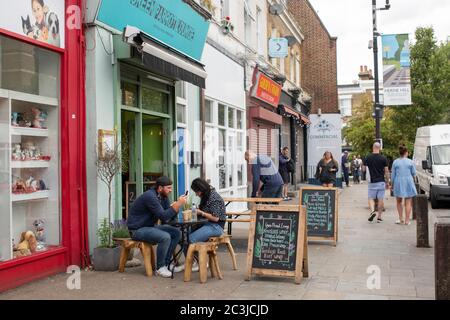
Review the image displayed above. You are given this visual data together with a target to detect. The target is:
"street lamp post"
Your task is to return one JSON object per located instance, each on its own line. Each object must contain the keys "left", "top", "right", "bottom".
{"left": 371, "top": 0, "right": 390, "bottom": 143}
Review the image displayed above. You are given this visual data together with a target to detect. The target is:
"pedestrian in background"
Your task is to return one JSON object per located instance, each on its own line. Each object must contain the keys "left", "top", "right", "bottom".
{"left": 351, "top": 155, "right": 361, "bottom": 184}
{"left": 279, "top": 147, "right": 293, "bottom": 201}
{"left": 315, "top": 151, "right": 339, "bottom": 187}
{"left": 341, "top": 151, "right": 350, "bottom": 187}
{"left": 363, "top": 143, "right": 390, "bottom": 223}
{"left": 392, "top": 145, "right": 417, "bottom": 225}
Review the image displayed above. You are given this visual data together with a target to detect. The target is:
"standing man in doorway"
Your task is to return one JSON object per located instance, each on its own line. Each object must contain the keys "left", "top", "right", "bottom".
{"left": 363, "top": 142, "right": 390, "bottom": 223}
{"left": 341, "top": 151, "right": 350, "bottom": 187}
{"left": 245, "top": 151, "right": 284, "bottom": 198}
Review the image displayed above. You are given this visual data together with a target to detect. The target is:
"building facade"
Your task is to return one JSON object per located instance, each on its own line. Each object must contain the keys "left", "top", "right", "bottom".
{"left": 288, "top": 0, "right": 341, "bottom": 185}
{"left": 84, "top": 0, "right": 211, "bottom": 250}
{"left": 0, "top": 0, "right": 88, "bottom": 292}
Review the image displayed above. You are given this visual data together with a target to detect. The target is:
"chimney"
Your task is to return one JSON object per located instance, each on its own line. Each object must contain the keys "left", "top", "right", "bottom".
{"left": 358, "top": 65, "right": 371, "bottom": 81}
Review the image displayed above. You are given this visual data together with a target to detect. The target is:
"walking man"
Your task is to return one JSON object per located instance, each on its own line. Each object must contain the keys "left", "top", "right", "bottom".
{"left": 363, "top": 143, "right": 390, "bottom": 222}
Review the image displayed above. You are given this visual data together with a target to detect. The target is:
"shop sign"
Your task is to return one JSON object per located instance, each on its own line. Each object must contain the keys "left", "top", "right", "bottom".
{"left": 96, "top": 0, "right": 210, "bottom": 62}
{"left": 0, "top": 0, "right": 65, "bottom": 48}
{"left": 269, "top": 38, "right": 288, "bottom": 58}
{"left": 252, "top": 72, "right": 282, "bottom": 107}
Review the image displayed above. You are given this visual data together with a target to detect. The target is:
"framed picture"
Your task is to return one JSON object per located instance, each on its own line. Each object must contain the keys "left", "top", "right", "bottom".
{"left": 98, "top": 129, "right": 117, "bottom": 157}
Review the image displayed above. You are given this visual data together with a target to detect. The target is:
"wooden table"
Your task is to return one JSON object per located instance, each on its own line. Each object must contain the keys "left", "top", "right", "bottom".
{"left": 223, "top": 197, "right": 284, "bottom": 235}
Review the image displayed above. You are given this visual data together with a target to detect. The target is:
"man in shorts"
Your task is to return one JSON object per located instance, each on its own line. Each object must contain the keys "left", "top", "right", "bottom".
{"left": 363, "top": 142, "right": 390, "bottom": 222}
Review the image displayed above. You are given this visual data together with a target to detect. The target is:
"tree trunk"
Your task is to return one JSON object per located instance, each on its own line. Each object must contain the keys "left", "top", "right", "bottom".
{"left": 108, "top": 184, "right": 112, "bottom": 247}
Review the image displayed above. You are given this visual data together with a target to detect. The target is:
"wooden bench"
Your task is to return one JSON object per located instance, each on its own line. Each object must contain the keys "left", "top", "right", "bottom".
{"left": 116, "top": 238, "right": 156, "bottom": 277}
{"left": 225, "top": 210, "right": 253, "bottom": 235}
{"left": 209, "top": 235, "right": 237, "bottom": 270}
{"left": 184, "top": 242, "right": 223, "bottom": 283}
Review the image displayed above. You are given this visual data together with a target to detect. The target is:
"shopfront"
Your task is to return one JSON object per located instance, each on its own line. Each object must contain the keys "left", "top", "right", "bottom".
{"left": 247, "top": 68, "right": 283, "bottom": 167}
{"left": 0, "top": 0, "right": 87, "bottom": 291}
{"left": 278, "top": 91, "right": 310, "bottom": 186}
{"left": 85, "top": 0, "right": 210, "bottom": 250}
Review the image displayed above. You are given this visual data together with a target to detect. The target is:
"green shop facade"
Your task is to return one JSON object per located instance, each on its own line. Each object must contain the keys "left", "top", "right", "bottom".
{"left": 85, "top": 0, "right": 211, "bottom": 250}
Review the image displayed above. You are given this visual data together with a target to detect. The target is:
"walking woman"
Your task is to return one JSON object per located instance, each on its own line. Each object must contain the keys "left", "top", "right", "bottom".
{"left": 315, "top": 151, "right": 339, "bottom": 187}
{"left": 392, "top": 145, "right": 417, "bottom": 225}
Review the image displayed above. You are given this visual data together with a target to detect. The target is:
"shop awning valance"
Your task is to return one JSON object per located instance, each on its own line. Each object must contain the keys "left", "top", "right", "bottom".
{"left": 124, "top": 26, "right": 207, "bottom": 88}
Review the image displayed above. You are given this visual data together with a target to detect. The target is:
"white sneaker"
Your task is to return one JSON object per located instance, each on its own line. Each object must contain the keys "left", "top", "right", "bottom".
{"left": 156, "top": 266, "right": 172, "bottom": 278}
{"left": 191, "top": 261, "right": 199, "bottom": 272}
{"left": 169, "top": 263, "right": 185, "bottom": 273}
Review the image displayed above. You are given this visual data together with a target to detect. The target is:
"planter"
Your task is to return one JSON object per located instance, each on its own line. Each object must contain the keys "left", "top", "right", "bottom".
{"left": 93, "top": 246, "right": 121, "bottom": 271}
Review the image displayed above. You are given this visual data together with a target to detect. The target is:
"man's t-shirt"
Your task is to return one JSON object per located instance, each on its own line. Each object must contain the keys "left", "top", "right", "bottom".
{"left": 363, "top": 153, "right": 388, "bottom": 183}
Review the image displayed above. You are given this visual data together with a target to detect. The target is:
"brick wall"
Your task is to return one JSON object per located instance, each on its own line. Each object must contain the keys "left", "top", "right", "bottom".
{"left": 288, "top": 0, "right": 339, "bottom": 114}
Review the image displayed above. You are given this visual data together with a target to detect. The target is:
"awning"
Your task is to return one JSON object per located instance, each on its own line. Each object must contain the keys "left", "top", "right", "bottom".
{"left": 278, "top": 105, "right": 310, "bottom": 127}
{"left": 124, "top": 26, "right": 207, "bottom": 88}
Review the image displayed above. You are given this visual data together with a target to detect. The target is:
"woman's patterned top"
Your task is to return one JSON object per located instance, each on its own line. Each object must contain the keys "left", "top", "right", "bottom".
{"left": 199, "top": 189, "right": 227, "bottom": 229}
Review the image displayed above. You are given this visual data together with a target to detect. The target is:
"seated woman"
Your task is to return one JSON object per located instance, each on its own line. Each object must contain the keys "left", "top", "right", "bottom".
{"left": 183, "top": 178, "right": 227, "bottom": 271}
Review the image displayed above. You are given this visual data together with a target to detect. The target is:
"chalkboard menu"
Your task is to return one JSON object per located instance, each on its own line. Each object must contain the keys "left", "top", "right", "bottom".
{"left": 300, "top": 187, "right": 338, "bottom": 245}
{"left": 247, "top": 205, "right": 309, "bottom": 284}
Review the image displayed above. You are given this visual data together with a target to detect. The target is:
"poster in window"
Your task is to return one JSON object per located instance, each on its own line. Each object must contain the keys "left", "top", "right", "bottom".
{"left": 0, "top": 0, "right": 65, "bottom": 48}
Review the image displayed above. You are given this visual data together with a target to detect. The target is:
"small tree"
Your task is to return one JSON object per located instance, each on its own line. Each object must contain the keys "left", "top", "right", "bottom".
{"left": 95, "top": 141, "right": 122, "bottom": 248}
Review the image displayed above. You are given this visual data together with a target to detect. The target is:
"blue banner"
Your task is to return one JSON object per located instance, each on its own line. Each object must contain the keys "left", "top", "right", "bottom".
{"left": 96, "top": 0, "right": 210, "bottom": 61}
{"left": 382, "top": 34, "right": 412, "bottom": 106}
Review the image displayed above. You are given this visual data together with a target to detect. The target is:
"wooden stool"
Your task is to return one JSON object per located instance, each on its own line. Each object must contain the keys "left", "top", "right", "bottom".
{"left": 209, "top": 235, "right": 238, "bottom": 270}
{"left": 117, "top": 239, "right": 156, "bottom": 277}
{"left": 184, "top": 242, "right": 223, "bottom": 283}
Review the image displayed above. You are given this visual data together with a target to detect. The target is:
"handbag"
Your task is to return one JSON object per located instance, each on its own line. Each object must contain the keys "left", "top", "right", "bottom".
{"left": 286, "top": 159, "right": 295, "bottom": 173}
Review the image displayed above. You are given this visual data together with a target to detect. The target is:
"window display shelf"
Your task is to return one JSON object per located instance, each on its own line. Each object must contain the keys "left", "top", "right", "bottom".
{"left": 9, "top": 90, "right": 59, "bottom": 107}
{"left": 11, "top": 127, "right": 49, "bottom": 137}
{"left": 11, "top": 161, "right": 50, "bottom": 169}
{"left": 11, "top": 190, "right": 49, "bottom": 202}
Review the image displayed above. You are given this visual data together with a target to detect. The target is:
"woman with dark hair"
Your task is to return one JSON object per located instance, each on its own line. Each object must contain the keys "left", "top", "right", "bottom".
{"left": 279, "top": 147, "right": 291, "bottom": 201}
{"left": 392, "top": 145, "right": 417, "bottom": 225}
{"left": 315, "top": 151, "right": 339, "bottom": 187}
{"left": 183, "top": 178, "right": 227, "bottom": 271}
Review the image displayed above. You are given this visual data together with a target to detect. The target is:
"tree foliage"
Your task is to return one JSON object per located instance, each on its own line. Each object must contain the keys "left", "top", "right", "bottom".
{"left": 344, "top": 27, "right": 450, "bottom": 157}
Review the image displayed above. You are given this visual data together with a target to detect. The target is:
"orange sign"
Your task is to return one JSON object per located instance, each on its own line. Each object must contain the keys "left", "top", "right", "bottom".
{"left": 253, "top": 72, "right": 282, "bottom": 107}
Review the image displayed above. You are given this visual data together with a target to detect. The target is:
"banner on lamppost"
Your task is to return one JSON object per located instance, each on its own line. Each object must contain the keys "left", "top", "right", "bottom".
{"left": 382, "top": 34, "right": 412, "bottom": 106}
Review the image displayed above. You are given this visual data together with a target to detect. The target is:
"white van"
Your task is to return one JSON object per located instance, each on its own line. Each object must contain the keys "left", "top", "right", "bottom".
{"left": 413, "top": 125, "right": 450, "bottom": 209}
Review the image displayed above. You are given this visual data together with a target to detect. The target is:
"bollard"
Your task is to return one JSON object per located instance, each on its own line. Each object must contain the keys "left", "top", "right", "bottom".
{"left": 435, "top": 219, "right": 450, "bottom": 300}
{"left": 415, "top": 194, "right": 430, "bottom": 248}
{"left": 412, "top": 183, "right": 421, "bottom": 220}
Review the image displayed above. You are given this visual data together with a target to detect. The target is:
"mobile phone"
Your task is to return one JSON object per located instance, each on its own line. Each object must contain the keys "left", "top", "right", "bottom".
{"left": 184, "top": 190, "right": 189, "bottom": 196}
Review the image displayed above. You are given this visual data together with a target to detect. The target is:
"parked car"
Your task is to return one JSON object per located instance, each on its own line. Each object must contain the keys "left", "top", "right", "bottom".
{"left": 413, "top": 125, "right": 450, "bottom": 209}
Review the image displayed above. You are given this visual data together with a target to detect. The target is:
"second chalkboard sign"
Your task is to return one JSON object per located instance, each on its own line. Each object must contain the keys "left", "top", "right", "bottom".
{"left": 300, "top": 187, "right": 338, "bottom": 246}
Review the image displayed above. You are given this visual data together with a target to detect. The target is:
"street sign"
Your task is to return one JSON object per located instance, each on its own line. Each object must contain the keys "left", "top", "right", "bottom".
{"left": 269, "top": 38, "right": 288, "bottom": 58}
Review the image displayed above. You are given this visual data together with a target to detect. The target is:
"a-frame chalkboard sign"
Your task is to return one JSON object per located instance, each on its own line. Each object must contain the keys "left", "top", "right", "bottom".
{"left": 300, "top": 187, "right": 339, "bottom": 246}
{"left": 246, "top": 204, "right": 309, "bottom": 284}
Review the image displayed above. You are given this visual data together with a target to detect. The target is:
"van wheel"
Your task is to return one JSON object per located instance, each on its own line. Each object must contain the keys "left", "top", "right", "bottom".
{"left": 430, "top": 187, "right": 440, "bottom": 209}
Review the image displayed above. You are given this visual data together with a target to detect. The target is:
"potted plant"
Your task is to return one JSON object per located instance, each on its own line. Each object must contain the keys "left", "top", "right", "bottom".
{"left": 220, "top": 16, "right": 234, "bottom": 35}
{"left": 93, "top": 140, "right": 122, "bottom": 271}
{"left": 200, "top": 0, "right": 216, "bottom": 14}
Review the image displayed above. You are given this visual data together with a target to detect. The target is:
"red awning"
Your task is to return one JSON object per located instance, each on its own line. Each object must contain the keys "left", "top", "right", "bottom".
{"left": 300, "top": 115, "right": 311, "bottom": 125}
{"left": 283, "top": 106, "right": 300, "bottom": 118}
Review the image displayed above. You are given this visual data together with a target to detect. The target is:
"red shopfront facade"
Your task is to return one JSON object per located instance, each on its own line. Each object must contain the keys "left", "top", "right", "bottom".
{"left": 0, "top": 0, "right": 88, "bottom": 292}
{"left": 247, "top": 68, "right": 283, "bottom": 159}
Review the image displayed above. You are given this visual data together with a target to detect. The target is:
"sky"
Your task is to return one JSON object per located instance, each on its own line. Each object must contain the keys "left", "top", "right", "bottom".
{"left": 308, "top": 0, "right": 450, "bottom": 84}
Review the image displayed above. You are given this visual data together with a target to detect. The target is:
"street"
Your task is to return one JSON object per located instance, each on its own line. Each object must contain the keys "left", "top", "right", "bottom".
{"left": 0, "top": 183, "right": 440, "bottom": 300}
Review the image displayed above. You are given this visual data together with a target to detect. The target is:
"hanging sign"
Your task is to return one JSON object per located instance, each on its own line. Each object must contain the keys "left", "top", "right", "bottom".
{"left": 382, "top": 34, "right": 412, "bottom": 106}
{"left": 269, "top": 38, "right": 288, "bottom": 58}
{"left": 251, "top": 71, "right": 282, "bottom": 107}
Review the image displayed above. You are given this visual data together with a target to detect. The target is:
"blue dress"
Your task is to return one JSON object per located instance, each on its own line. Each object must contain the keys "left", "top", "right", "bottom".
{"left": 392, "top": 158, "right": 417, "bottom": 198}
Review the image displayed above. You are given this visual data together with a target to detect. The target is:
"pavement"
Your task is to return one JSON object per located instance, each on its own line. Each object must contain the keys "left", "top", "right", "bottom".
{"left": 0, "top": 183, "right": 442, "bottom": 300}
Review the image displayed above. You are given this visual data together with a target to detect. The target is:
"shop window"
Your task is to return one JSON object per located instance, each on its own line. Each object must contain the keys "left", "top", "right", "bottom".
{"left": 0, "top": 35, "right": 61, "bottom": 262}
{"left": 121, "top": 81, "right": 138, "bottom": 108}
{"left": 228, "top": 107, "right": 235, "bottom": 128}
{"left": 142, "top": 87, "right": 169, "bottom": 114}
{"left": 205, "top": 99, "right": 213, "bottom": 123}
{"left": 177, "top": 103, "right": 186, "bottom": 124}
{"left": 218, "top": 104, "right": 226, "bottom": 127}
{"left": 219, "top": 129, "right": 226, "bottom": 189}
{"left": 237, "top": 110, "right": 243, "bottom": 129}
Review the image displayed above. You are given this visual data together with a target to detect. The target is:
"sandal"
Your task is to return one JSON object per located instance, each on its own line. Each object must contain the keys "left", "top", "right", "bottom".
{"left": 395, "top": 220, "right": 404, "bottom": 225}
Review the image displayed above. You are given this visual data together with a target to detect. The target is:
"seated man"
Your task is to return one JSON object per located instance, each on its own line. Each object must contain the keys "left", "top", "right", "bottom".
{"left": 127, "top": 176, "right": 187, "bottom": 277}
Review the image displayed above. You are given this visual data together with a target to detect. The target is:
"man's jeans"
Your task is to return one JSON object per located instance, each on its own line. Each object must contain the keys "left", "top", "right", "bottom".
{"left": 262, "top": 184, "right": 283, "bottom": 198}
{"left": 343, "top": 168, "right": 350, "bottom": 186}
{"left": 183, "top": 222, "right": 224, "bottom": 256}
{"left": 132, "top": 225, "right": 181, "bottom": 269}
